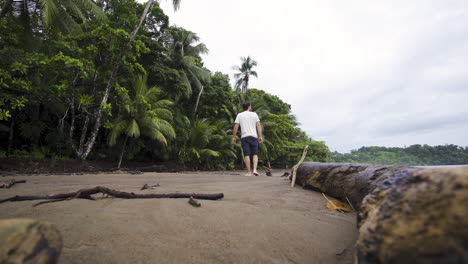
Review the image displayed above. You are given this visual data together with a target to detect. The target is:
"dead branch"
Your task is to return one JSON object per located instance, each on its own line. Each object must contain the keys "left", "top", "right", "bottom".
{"left": 0, "top": 186, "right": 224, "bottom": 207}
{"left": 345, "top": 196, "right": 356, "bottom": 211}
{"left": 0, "top": 179, "right": 26, "bottom": 189}
{"left": 290, "top": 145, "right": 309, "bottom": 187}
{"left": 140, "top": 183, "right": 160, "bottom": 190}
{"left": 188, "top": 197, "right": 201, "bottom": 207}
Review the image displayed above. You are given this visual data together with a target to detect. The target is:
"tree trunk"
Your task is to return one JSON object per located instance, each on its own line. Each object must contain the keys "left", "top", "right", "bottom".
{"left": 192, "top": 85, "right": 204, "bottom": 120}
{"left": 294, "top": 162, "right": 468, "bottom": 263}
{"left": 78, "top": 115, "right": 90, "bottom": 155}
{"left": 7, "top": 116, "right": 15, "bottom": 156}
{"left": 69, "top": 97, "right": 76, "bottom": 148}
{"left": 117, "top": 135, "right": 129, "bottom": 169}
{"left": 79, "top": 0, "right": 155, "bottom": 160}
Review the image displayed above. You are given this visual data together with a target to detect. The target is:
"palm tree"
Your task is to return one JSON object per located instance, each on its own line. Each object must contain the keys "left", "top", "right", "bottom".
{"left": 178, "top": 119, "right": 221, "bottom": 169}
{"left": 80, "top": 0, "right": 182, "bottom": 160}
{"left": 166, "top": 27, "right": 210, "bottom": 118}
{"left": 233, "top": 56, "right": 258, "bottom": 94}
{"left": 108, "top": 75, "right": 176, "bottom": 168}
{"left": 0, "top": 0, "right": 105, "bottom": 34}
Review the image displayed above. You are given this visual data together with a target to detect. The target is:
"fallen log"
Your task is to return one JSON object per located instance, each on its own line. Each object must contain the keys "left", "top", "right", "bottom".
{"left": 0, "top": 186, "right": 224, "bottom": 207}
{"left": 0, "top": 218, "right": 62, "bottom": 264}
{"left": 294, "top": 162, "right": 468, "bottom": 264}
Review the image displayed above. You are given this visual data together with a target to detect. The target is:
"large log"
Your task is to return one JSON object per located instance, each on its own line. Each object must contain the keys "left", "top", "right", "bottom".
{"left": 0, "top": 218, "right": 62, "bottom": 264}
{"left": 295, "top": 162, "right": 468, "bottom": 264}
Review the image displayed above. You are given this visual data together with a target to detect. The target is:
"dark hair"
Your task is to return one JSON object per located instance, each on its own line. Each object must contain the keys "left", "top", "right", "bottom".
{"left": 242, "top": 101, "right": 251, "bottom": 110}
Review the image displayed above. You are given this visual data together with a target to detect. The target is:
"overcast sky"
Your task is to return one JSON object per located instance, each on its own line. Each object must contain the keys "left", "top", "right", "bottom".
{"left": 158, "top": 0, "right": 468, "bottom": 153}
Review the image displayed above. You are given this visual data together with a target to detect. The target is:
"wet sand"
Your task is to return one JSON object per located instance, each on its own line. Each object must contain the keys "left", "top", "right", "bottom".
{"left": 0, "top": 171, "right": 357, "bottom": 263}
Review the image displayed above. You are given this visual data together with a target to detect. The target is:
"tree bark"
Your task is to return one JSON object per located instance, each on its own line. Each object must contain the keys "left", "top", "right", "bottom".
{"left": 77, "top": 115, "right": 90, "bottom": 155}
{"left": 69, "top": 96, "right": 77, "bottom": 151}
{"left": 192, "top": 85, "right": 203, "bottom": 120}
{"left": 80, "top": 0, "right": 155, "bottom": 160}
{"left": 294, "top": 162, "right": 468, "bottom": 263}
{"left": 0, "top": 186, "right": 224, "bottom": 207}
{"left": 0, "top": 179, "right": 26, "bottom": 188}
{"left": 117, "top": 135, "right": 129, "bottom": 169}
{"left": 7, "top": 116, "right": 15, "bottom": 156}
{"left": 0, "top": 218, "right": 62, "bottom": 263}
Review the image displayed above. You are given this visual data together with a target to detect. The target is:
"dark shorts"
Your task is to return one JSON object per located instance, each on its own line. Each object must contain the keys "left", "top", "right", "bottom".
{"left": 241, "top": 136, "right": 258, "bottom": 156}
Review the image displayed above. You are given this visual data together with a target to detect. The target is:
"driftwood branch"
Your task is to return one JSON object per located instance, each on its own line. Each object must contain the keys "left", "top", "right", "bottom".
{"left": 188, "top": 197, "right": 201, "bottom": 207}
{"left": 290, "top": 145, "right": 309, "bottom": 187}
{"left": 0, "top": 179, "right": 26, "bottom": 189}
{"left": 0, "top": 186, "right": 224, "bottom": 207}
{"left": 140, "top": 183, "right": 160, "bottom": 190}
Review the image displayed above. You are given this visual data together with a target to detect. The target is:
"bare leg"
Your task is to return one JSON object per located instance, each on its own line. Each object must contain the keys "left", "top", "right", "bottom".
{"left": 244, "top": 156, "right": 252, "bottom": 176}
{"left": 253, "top": 155, "right": 259, "bottom": 175}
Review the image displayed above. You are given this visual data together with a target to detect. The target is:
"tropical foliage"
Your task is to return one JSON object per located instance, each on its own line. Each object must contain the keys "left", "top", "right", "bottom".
{"left": 0, "top": 0, "right": 330, "bottom": 169}
{"left": 331, "top": 145, "right": 468, "bottom": 165}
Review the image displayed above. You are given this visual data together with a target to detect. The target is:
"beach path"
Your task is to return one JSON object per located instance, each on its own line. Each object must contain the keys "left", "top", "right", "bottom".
{"left": 0, "top": 172, "right": 357, "bottom": 264}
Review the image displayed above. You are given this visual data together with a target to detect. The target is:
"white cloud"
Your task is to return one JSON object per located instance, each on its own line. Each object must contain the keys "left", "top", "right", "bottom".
{"left": 158, "top": 0, "right": 468, "bottom": 152}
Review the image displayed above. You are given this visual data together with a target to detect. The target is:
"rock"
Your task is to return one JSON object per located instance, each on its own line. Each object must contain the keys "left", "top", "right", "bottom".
{"left": 0, "top": 218, "right": 62, "bottom": 264}
{"left": 295, "top": 162, "right": 468, "bottom": 263}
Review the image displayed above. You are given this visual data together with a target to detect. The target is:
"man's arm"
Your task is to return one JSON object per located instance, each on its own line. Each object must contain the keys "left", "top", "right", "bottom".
{"left": 232, "top": 123, "right": 239, "bottom": 144}
{"left": 256, "top": 121, "right": 263, "bottom": 143}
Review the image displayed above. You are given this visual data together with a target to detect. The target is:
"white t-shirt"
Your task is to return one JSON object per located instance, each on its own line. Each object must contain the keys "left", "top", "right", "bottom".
{"left": 234, "top": 111, "right": 260, "bottom": 138}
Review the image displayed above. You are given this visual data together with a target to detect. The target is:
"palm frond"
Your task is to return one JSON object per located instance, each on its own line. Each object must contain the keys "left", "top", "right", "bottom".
{"left": 200, "top": 149, "right": 220, "bottom": 158}
{"left": 152, "top": 108, "right": 173, "bottom": 120}
{"left": 152, "top": 99, "right": 173, "bottom": 109}
{"left": 40, "top": 0, "right": 59, "bottom": 27}
{"left": 108, "top": 119, "right": 128, "bottom": 146}
{"left": 172, "top": 0, "right": 181, "bottom": 10}
{"left": 126, "top": 119, "right": 140, "bottom": 138}
{"left": 149, "top": 129, "right": 167, "bottom": 145}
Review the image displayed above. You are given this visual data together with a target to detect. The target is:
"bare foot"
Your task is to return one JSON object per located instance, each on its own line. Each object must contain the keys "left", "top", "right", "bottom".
{"left": 253, "top": 172, "right": 259, "bottom": 176}
{"left": 244, "top": 173, "right": 253, "bottom": 177}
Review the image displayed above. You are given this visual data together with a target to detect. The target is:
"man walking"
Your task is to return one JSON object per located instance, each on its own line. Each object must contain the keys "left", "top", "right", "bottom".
{"left": 232, "top": 101, "right": 263, "bottom": 176}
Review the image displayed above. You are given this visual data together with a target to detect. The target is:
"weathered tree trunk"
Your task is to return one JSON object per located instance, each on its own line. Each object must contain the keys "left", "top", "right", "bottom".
{"left": 77, "top": 115, "right": 90, "bottom": 155}
{"left": 192, "top": 85, "right": 204, "bottom": 120}
{"left": 117, "top": 135, "right": 129, "bottom": 169}
{"left": 7, "top": 116, "right": 15, "bottom": 156}
{"left": 294, "top": 162, "right": 468, "bottom": 264}
{"left": 0, "top": 218, "right": 62, "bottom": 263}
{"left": 79, "top": 0, "right": 155, "bottom": 160}
{"left": 69, "top": 97, "right": 76, "bottom": 150}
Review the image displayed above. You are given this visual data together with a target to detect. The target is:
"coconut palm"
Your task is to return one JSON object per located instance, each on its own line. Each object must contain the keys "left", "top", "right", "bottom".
{"left": 80, "top": 0, "right": 182, "bottom": 160}
{"left": 0, "top": 0, "right": 105, "bottom": 34}
{"left": 178, "top": 119, "right": 221, "bottom": 169}
{"left": 233, "top": 56, "right": 258, "bottom": 94}
{"left": 108, "top": 74, "right": 175, "bottom": 168}
{"left": 166, "top": 27, "right": 210, "bottom": 117}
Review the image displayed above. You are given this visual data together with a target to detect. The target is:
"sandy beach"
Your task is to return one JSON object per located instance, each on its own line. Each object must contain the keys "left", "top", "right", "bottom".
{"left": 0, "top": 171, "right": 357, "bottom": 263}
